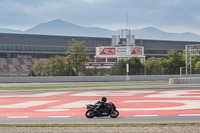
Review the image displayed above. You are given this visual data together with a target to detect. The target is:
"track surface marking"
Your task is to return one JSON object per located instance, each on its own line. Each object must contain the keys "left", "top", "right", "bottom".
{"left": 0, "top": 89, "right": 200, "bottom": 118}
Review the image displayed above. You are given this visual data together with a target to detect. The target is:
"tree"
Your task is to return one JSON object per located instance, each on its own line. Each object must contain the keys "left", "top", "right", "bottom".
{"left": 110, "top": 59, "right": 126, "bottom": 75}
{"left": 49, "top": 56, "right": 72, "bottom": 76}
{"left": 127, "top": 57, "right": 144, "bottom": 75}
{"left": 145, "top": 57, "right": 161, "bottom": 74}
{"left": 195, "top": 61, "right": 200, "bottom": 74}
{"left": 66, "top": 39, "right": 90, "bottom": 76}
{"left": 145, "top": 57, "right": 169, "bottom": 75}
{"left": 159, "top": 58, "right": 168, "bottom": 74}
{"left": 111, "top": 57, "right": 144, "bottom": 75}
{"left": 32, "top": 59, "right": 48, "bottom": 76}
{"left": 166, "top": 50, "right": 185, "bottom": 74}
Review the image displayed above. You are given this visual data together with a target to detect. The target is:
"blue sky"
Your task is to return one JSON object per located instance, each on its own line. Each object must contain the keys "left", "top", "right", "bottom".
{"left": 1, "top": 0, "right": 200, "bottom": 34}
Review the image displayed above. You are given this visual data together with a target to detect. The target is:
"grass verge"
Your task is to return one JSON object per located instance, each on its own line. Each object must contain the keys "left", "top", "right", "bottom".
{"left": 0, "top": 123, "right": 199, "bottom": 127}
{"left": 0, "top": 84, "right": 166, "bottom": 90}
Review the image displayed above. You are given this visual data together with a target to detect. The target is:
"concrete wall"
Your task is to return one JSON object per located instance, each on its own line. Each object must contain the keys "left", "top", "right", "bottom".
{"left": 0, "top": 75, "right": 179, "bottom": 83}
{"left": 169, "top": 76, "right": 200, "bottom": 84}
{"left": 0, "top": 74, "right": 199, "bottom": 83}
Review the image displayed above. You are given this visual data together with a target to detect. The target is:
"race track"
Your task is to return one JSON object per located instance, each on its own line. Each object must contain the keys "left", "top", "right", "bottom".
{"left": 1, "top": 81, "right": 200, "bottom": 124}
{"left": 1, "top": 87, "right": 200, "bottom": 122}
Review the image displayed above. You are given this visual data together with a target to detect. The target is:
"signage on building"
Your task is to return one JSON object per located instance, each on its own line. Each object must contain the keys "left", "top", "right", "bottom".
{"left": 99, "top": 47, "right": 115, "bottom": 55}
{"left": 131, "top": 46, "right": 143, "bottom": 55}
{"left": 86, "top": 62, "right": 115, "bottom": 66}
{"left": 96, "top": 46, "right": 144, "bottom": 57}
{"left": 116, "top": 47, "right": 127, "bottom": 55}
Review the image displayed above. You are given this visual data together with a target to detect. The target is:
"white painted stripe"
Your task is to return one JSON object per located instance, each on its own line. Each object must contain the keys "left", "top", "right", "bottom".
{"left": 0, "top": 101, "right": 55, "bottom": 108}
{"left": 146, "top": 90, "right": 200, "bottom": 98}
{"left": 28, "top": 92, "right": 71, "bottom": 97}
{"left": 51, "top": 100, "right": 96, "bottom": 108}
{"left": 72, "top": 90, "right": 155, "bottom": 96}
{"left": 48, "top": 116, "right": 70, "bottom": 118}
{"left": 8, "top": 116, "right": 29, "bottom": 118}
{"left": 134, "top": 115, "right": 158, "bottom": 117}
{"left": 0, "top": 92, "right": 70, "bottom": 98}
{"left": 119, "top": 100, "right": 200, "bottom": 111}
{"left": 179, "top": 114, "right": 200, "bottom": 116}
{"left": 35, "top": 109, "right": 69, "bottom": 112}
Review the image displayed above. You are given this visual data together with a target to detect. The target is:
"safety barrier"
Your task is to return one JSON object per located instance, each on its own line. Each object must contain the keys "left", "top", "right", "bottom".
{"left": 0, "top": 75, "right": 184, "bottom": 83}
{"left": 169, "top": 76, "right": 200, "bottom": 84}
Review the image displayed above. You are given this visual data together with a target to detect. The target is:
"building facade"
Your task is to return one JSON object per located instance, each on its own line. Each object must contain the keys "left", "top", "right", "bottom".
{"left": 0, "top": 33, "right": 199, "bottom": 59}
{"left": 0, "top": 33, "right": 200, "bottom": 75}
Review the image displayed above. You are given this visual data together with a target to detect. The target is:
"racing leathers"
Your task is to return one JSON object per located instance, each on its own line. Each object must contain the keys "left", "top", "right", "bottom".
{"left": 94, "top": 100, "right": 106, "bottom": 112}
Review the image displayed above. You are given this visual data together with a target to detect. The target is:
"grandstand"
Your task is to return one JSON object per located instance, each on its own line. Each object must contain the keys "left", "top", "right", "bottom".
{"left": 0, "top": 58, "right": 37, "bottom": 76}
{"left": 0, "top": 33, "right": 200, "bottom": 76}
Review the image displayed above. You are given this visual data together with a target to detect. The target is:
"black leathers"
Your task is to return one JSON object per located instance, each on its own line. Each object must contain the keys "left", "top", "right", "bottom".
{"left": 94, "top": 100, "right": 106, "bottom": 111}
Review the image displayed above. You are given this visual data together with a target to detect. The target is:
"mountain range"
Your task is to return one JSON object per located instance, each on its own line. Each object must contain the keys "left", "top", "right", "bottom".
{"left": 1, "top": 19, "right": 200, "bottom": 42}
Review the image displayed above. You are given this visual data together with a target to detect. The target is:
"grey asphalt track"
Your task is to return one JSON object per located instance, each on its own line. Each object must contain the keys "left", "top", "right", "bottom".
{"left": 1, "top": 80, "right": 200, "bottom": 93}
{"left": 1, "top": 80, "right": 200, "bottom": 124}
{"left": 0, "top": 80, "right": 168, "bottom": 87}
{"left": 1, "top": 116, "right": 200, "bottom": 124}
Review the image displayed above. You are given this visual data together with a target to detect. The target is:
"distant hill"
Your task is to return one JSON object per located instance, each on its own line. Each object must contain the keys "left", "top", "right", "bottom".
{"left": 0, "top": 19, "right": 200, "bottom": 41}
{"left": 0, "top": 28, "right": 22, "bottom": 33}
{"left": 25, "top": 19, "right": 116, "bottom": 37}
{"left": 132, "top": 27, "right": 200, "bottom": 41}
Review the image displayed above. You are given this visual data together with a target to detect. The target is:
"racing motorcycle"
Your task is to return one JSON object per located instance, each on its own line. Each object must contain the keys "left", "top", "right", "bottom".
{"left": 85, "top": 102, "right": 119, "bottom": 118}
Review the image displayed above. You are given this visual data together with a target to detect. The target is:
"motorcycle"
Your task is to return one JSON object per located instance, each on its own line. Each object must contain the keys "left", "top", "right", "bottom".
{"left": 85, "top": 102, "right": 119, "bottom": 118}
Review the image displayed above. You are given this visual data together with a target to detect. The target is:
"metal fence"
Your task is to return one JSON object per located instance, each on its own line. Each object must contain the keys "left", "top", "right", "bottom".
{"left": 180, "top": 67, "right": 200, "bottom": 77}
{"left": 1, "top": 67, "right": 200, "bottom": 77}
{"left": 84, "top": 67, "right": 183, "bottom": 76}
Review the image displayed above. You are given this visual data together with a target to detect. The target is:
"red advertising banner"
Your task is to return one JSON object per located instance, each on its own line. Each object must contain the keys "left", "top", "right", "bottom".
{"left": 131, "top": 47, "right": 143, "bottom": 55}
{"left": 99, "top": 48, "right": 116, "bottom": 55}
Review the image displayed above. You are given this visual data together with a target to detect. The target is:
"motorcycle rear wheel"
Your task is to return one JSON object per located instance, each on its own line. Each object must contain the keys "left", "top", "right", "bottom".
{"left": 110, "top": 110, "right": 119, "bottom": 118}
{"left": 85, "top": 109, "right": 95, "bottom": 118}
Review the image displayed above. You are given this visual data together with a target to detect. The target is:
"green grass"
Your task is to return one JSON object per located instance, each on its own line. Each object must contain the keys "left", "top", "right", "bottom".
{"left": 0, "top": 123, "right": 199, "bottom": 127}
{"left": 0, "top": 84, "right": 166, "bottom": 90}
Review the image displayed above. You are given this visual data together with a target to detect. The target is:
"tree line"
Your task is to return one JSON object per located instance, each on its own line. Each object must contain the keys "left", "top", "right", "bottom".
{"left": 31, "top": 39, "right": 90, "bottom": 76}
{"left": 32, "top": 40, "right": 200, "bottom": 76}
{"left": 111, "top": 50, "right": 200, "bottom": 75}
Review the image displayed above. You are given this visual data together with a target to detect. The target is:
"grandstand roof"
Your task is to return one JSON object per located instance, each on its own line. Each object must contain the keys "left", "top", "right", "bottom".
{"left": 0, "top": 33, "right": 200, "bottom": 50}
{"left": 0, "top": 33, "right": 111, "bottom": 47}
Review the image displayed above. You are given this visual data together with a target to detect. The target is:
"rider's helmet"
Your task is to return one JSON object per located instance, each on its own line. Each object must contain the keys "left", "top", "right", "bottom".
{"left": 101, "top": 97, "right": 107, "bottom": 102}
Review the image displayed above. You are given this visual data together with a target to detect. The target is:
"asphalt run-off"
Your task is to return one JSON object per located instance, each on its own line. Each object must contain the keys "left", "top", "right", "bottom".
{"left": 0, "top": 89, "right": 200, "bottom": 118}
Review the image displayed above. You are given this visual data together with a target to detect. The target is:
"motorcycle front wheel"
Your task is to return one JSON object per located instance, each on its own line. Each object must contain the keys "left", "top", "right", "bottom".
{"left": 110, "top": 110, "right": 119, "bottom": 118}
{"left": 85, "top": 109, "right": 95, "bottom": 118}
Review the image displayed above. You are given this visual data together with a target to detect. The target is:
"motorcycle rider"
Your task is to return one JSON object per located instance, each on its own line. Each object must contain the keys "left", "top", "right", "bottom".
{"left": 94, "top": 97, "right": 107, "bottom": 112}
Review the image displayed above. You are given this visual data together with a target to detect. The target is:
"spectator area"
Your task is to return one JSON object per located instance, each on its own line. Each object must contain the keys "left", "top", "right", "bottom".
{"left": 0, "top": 58, "right": 37, "bottom": 76}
